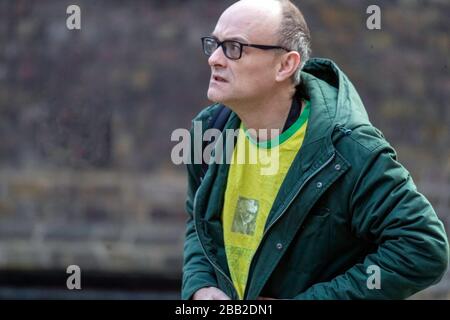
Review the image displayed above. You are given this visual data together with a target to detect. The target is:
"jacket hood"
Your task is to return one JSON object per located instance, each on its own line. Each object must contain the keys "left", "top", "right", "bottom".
{"left": 300, "top": 58, "right": 372, "bottom": 137}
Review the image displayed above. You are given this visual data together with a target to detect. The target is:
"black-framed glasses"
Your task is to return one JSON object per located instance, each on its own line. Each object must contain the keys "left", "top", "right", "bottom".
{"left": 201, "top": 36, "right": 289, "bottom": 60}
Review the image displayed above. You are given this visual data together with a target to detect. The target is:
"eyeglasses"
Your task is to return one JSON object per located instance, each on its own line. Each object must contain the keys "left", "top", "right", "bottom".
{"left": 201, "top": 36, "right": 289, "bottom": 60}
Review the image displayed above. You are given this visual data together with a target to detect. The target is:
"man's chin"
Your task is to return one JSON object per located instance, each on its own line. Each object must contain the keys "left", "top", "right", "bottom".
{"left": 207, "top": 91, "right": 226, "bottom": 104}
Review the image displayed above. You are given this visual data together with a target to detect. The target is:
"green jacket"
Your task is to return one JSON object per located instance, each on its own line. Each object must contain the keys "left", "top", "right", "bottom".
{"left": 182, "top": 58, "right": 449, "bottom": 300}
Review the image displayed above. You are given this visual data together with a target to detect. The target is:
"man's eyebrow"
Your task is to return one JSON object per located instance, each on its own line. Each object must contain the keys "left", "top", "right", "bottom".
{"left": 210, "top": 33, "right": 248, "bottom": 42}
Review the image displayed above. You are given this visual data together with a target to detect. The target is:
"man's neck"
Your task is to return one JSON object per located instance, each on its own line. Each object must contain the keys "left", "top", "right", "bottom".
{"left": 230, "top": 89, "right": 303, "bottom": 142}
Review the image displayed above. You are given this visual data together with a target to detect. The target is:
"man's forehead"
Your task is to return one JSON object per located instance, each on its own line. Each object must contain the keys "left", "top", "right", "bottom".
{"left": 211, "top": 26, "right": 250, "bottom": 42}
{"left": 212, "top": 4, "right": 281, "bottom": 42}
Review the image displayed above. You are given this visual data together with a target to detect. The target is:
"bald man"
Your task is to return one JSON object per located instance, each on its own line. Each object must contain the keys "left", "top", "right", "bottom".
{"left": 182, "top": 0, "right": 448, "bottom": 300}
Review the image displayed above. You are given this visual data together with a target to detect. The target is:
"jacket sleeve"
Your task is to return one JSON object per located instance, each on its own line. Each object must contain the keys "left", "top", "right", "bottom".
{"left": 181, "top": 117, "right": 218, "bottom": 300}
{"left": 294, "top": 143, "right": 449, "bottom": 299}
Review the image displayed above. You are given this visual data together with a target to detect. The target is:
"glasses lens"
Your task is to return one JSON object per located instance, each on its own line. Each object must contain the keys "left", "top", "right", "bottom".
{"left": 223, "top": 41, "right": 241, "bottom": 59}
{"left": 203, "top": 38, "right": 218, "bottom": 56}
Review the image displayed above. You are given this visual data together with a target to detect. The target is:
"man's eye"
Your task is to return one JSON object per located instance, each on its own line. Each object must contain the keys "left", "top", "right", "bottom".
{"left": 229, "top": 44, "right": 240, "bottom": 52}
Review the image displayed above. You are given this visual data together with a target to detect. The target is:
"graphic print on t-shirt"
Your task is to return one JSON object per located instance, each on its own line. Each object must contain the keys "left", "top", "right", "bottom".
{"left": 231, "top": 196, "right": 259, "bottom": 236}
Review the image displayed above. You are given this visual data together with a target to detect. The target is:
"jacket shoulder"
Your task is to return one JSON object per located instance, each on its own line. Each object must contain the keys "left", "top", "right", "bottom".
{"left": 334, "top": 123, "right": 397, "bottom": 175}
{"left": 338, "top": 124, "right": 391, "bottom": 155}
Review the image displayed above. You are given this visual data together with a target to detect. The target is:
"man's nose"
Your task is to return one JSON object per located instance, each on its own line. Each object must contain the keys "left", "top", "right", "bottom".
{"left": 208, "top": 45, "right": 227, "bottom": 68}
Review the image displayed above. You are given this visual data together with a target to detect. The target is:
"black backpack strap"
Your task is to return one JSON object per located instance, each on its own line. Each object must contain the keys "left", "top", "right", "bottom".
{"left": 200, "top": 105, "right": 232, "bottom": 180}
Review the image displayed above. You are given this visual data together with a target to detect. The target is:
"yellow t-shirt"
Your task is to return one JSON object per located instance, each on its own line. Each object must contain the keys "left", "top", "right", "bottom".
{"left": 222, "top": 100, "right": 310, "bottom": 299}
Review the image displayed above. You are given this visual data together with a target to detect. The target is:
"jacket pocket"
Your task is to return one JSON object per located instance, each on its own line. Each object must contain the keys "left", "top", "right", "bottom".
{"left": 287, "top": 207, "right": 332, "bottom": 274}
{"left": 308, "top": 207, "right": 331, "bottom": 218}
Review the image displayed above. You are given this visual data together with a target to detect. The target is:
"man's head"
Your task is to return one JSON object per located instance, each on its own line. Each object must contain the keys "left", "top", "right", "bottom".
{"left": 205, "top": 0, "right": 311, "bottom": 107}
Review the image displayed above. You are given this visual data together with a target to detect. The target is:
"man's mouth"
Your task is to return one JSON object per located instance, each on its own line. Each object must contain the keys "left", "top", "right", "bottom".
{"left": 212, "top": 75, "right": 228, "bottom": 83}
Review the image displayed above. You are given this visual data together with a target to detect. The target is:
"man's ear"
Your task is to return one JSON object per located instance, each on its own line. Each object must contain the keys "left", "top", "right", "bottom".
{"left": 275, "top": 51, "right": 301, "bottom": 82}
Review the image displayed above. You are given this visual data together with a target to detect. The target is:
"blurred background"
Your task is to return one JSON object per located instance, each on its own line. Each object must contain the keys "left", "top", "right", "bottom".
{"left": 0, "top": 0, "right": 449, "bottom": 299}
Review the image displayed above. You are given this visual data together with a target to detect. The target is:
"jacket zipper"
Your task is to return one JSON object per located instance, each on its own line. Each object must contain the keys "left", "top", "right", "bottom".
{"left": 245, "top": 151, "right": 336, "bottom": 299}
{"left": 193, "top": 188, "right": 238, "bottom": 299}
{"left": 262, "top": 124, "right": 349, "bottom": 237}
{"left": 263, "top": 152, "right": 336, "bottom": 237}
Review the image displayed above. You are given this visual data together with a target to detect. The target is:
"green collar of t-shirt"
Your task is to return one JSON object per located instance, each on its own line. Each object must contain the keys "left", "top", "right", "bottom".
{"left": 242, "top": 100, "right": 310, "bottom": 149}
